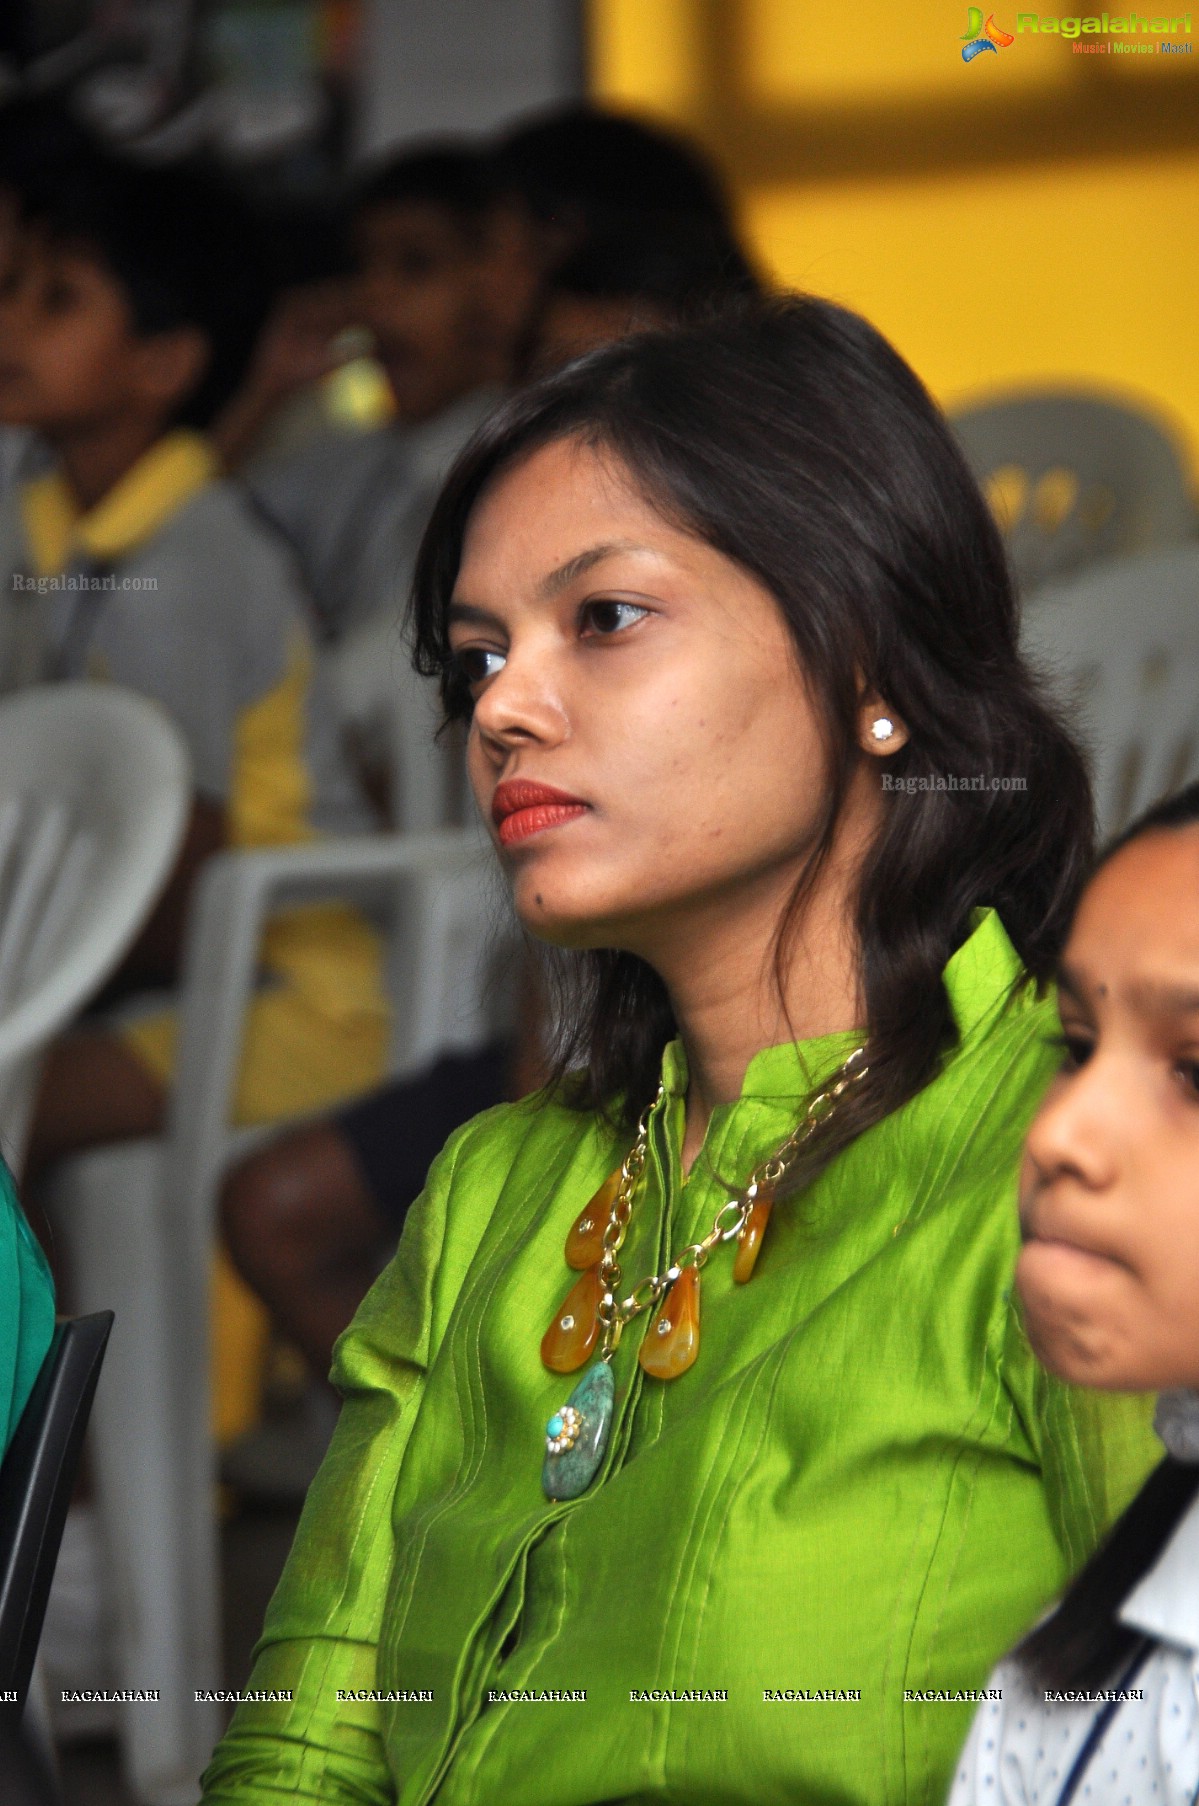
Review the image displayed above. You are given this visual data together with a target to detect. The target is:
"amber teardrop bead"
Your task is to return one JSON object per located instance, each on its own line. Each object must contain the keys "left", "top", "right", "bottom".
{"left": 638, "top": 1266, "right": 701, "bottom": 1379}
{"left": 541, "top": 1265, "right": 603, "bottom": 1373}
{"left": 733, "top": 1198, "right": 773, "bottom": 1284}
{"left": 564, "top": 1170, "right": 621, "bottom": 1270}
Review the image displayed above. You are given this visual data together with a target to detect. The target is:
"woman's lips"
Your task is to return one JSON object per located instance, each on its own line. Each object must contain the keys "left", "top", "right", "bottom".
{"left": 492, "top": 779, "right": 589, "bottom": 847}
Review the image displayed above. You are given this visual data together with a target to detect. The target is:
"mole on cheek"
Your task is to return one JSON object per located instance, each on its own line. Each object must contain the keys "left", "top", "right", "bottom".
{"left": 534, "top": 893, "right": 544, "bottom": 908}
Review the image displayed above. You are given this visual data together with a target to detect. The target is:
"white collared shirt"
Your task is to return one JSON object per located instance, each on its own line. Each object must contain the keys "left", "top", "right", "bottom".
{"left": 949, "top": 1491, "right": 1199, "bottom": 1805}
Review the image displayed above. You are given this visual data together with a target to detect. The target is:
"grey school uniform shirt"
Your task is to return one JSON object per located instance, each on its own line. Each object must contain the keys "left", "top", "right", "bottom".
{"left": 0, "top": 428, "right": 389, "bottom": 1115}
{"left": 0, "top": 429, "right": 370, "bottom": 831}
{"left": 242, "top": 387, "right": 499, "bottom": 645}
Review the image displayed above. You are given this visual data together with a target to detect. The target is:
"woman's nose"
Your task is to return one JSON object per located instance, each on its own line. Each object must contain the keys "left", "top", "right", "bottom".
{"left": 471, "top": 647, "right": 569, "bottom": 759}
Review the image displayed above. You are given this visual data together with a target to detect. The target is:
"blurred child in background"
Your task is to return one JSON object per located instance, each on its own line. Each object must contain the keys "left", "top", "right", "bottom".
{"left": 951, "top": 784, "right": 1199, "bottom": 1805}
{"left": 0, "top": 147, "right": 387, "bottom": 1192}
{"left": 519, "top": 212, "right": 761, "bottom": 377}
{"left": 227, "top": 143, "right": 507, "bottom": 648}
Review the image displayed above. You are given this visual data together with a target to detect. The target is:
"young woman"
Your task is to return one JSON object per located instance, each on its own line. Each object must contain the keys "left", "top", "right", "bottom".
{"left": 951, "top": 784, "right": 1199, "bottom": 1806}
{"left": 200, "top": 299, "right": 1159, "bottom": 1806}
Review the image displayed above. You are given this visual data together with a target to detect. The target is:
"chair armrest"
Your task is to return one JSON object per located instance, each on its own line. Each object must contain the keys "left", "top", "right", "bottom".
{"left": 160, "top": 827, "right": 490, "bottom": 1249}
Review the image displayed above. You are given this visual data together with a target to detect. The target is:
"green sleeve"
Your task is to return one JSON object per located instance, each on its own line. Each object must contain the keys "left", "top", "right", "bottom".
{"left": 0, "top": 1163, "right": 55, "bottom": 1454}
{"left": 1004, "top": 1296, "right": 1160, "bottom": 1572}
{"left": 200, "top": 1120, "right": 473, "bottom": 1805}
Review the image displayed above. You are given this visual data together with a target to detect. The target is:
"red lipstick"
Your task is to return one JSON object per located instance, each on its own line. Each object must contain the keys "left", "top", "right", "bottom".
{"left": 492, "top": 779, "right": 589, "bottom": 847}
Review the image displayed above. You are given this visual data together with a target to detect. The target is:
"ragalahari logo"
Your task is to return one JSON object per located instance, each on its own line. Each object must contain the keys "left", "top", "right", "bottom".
{"left": 961, "top": 7, "right": 1016, "bottom": 55}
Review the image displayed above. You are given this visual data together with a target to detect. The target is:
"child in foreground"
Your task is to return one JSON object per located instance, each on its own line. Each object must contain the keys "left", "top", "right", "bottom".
{"left": 951, "top": 782, "right": 1199, "bottom": 1805}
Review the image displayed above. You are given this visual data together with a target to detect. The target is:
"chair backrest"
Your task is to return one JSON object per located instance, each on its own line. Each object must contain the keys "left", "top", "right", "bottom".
{"left": 953, "top": 391, "right": 1195, "bottom": 596}
{"left": 324, "top": 613, "right": 463, "bottom": 832}
{"left": 1021, "top": 544, "right": 1199, "bottom": 837}
{"left": 382, "top": 825, "right": 515, "bottom": 1079}
{"left": 0, "top": 684, "right": 190, "bottom": 1163}
{"left": 0, "top": 1313, "right": 113, "bottom": 1703}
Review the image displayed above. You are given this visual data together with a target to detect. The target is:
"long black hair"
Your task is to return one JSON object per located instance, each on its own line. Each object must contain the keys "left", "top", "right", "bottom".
{"left": 411, "top": 296, "right": 1094, "bottom": 1181}
{"left": 1019, "top": 778, "right": 1199, "bottom": 1692}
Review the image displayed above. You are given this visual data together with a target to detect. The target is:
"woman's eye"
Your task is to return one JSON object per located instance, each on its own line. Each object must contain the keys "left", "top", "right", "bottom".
{"left": 452, "top": 646, "right": 506, "bottom": 687}
{"left": 579, "top": 599, "right": 649, "bottom": 637}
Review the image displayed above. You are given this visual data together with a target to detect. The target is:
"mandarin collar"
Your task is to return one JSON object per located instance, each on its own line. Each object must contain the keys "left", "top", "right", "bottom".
{"left": 20, "top": 429, "right": 217, "bottom": 577}
{"left": 660, "top": 907, "right": 1026, "bottom": 1105}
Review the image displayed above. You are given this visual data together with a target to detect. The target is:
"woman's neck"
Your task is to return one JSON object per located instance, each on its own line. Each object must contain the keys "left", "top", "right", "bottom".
{"left": 652, "top": 828, "right": 868, "bottom": 1175}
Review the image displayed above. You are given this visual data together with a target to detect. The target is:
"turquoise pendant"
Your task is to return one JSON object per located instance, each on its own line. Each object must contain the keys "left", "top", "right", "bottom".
{"left": 541, "top": 1361, "right": 614, "bottom": 1500}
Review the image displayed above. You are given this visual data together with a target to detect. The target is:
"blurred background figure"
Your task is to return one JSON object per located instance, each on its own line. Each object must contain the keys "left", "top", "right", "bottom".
{"left": 0, "top": 145, "right": 386, "bottom": 1171}
{"left": 223, "top": 142, "right": 508, "bottom": 646}
{"left": 520, "top": 210, "right": 761, "bottom": 375}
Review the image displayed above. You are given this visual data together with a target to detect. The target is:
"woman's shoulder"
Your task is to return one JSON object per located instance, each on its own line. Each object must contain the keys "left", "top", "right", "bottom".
{"left": 399, "top": 1081, "right": 619, "bottom": 1264}
{"left": 430, "top": 1082, "right": 617, "bottom": 1206}
{"left": 338, "top": 1086, "right": 616, "bottom": 1379}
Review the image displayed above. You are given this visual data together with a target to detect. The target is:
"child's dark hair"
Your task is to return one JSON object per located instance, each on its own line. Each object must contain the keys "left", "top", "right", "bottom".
{"left": 492, "top": 104, "right": 737, "bottom": 240}
{"left": 23, "top": 149, "right": 271, "bottom": 430}
{"left": 411, "top": 295, "right": 1094, "bottom": 1182}
{"left": 515, "top": 214, "right": 763, "bottom": 379}
{"left": 351, "top": 142, "right": 497, "bottom": 243}
{"left": 547, "top": 216, "right": 761, "bottom": 313}
{"left": 1019, "top": 776, "right": 1199, "bottom": 1693}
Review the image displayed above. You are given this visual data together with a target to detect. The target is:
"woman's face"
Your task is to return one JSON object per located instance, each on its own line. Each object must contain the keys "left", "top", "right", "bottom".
{"left": 1018, "top": 825, "right": 1199, "bottom": 1392}
{"left": 448, "top": 435, "right": 873, "bottom": 968}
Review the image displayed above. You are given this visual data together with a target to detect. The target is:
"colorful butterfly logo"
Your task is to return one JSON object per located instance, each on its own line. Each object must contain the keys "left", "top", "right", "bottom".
{"left": 962, "top": 8, "right": 1015, "bottom": 58}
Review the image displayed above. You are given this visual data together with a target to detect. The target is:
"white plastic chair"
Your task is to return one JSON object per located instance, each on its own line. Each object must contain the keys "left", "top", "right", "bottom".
{"left": 1021, "top": 544, "right": 1199, "bottom": 837}
{"left": 954, "top": 390, "right": 1196, "bottom": 597}
{"left": 45, "top": 824, "right": 507, "bottom": 1804}
{"left": 0, "top": 684, "right": 189, "bottom": 1169}
{"left": 324, "top": 611, "right": 465, "bottom": 831}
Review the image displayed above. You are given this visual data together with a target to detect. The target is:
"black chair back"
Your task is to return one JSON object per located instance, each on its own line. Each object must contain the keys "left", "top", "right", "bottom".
{"left": 0, "top": 1313, "right": 113, "bottom": 1702}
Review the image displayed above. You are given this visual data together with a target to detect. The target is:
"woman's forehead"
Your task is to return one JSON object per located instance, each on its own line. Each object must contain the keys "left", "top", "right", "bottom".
{"left": 457, "top": 438, "right": 710, "bottom": 592}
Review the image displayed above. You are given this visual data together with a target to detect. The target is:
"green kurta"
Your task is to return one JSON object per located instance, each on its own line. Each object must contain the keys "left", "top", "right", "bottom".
{"left": 201, "top": 911, "right": 1158, "bottom": 1806}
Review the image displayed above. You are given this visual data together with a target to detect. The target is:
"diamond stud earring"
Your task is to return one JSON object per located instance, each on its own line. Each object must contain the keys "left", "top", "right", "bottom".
{"left": 870, "top": 716, "right": 895, "bottom": 743}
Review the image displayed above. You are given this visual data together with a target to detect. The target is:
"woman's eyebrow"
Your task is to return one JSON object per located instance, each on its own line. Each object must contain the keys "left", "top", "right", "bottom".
{"left": 536, "top": 541, "right": 650, "bottom": 598}
{"left": 446, "top": 600, "right": 501, "bottom": 630}
{"left": 448, "top": 542, "right": 656, "bottom": 627}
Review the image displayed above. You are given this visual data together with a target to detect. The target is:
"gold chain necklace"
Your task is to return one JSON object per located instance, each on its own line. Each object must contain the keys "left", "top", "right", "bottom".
{"left": 540, "top": 1046, "right": 869, "bottom": 1499}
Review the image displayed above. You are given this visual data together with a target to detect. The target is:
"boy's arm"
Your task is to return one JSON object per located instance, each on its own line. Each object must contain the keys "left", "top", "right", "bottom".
{"left": 210, "top": 280, "right": 363, "bottom": 474}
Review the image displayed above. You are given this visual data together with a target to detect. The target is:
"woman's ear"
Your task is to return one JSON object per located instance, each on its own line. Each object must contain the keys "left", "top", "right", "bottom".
{"left": 856, "top": 691, "right": 909, "bottom": 758}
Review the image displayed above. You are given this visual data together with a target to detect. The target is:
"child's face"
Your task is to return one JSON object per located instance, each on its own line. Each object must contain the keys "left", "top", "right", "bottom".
{"left": 1018, "top": 825, "right": 1199, "bottom": 1392}
{"left": 353, "top": 200, "right": 490, "bottom": 423}
{"left": 0, "top": 228, "right": 199, "bottom": 437}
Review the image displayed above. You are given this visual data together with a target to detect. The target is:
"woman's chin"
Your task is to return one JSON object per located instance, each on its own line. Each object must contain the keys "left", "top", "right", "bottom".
{"left": 510, "top": 879, "right": 645, "bottom": 952}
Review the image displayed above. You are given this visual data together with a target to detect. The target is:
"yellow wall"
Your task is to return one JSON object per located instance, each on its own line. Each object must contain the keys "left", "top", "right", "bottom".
{"left": 588, "top": 0, "right": 1199, "bottom": 482}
